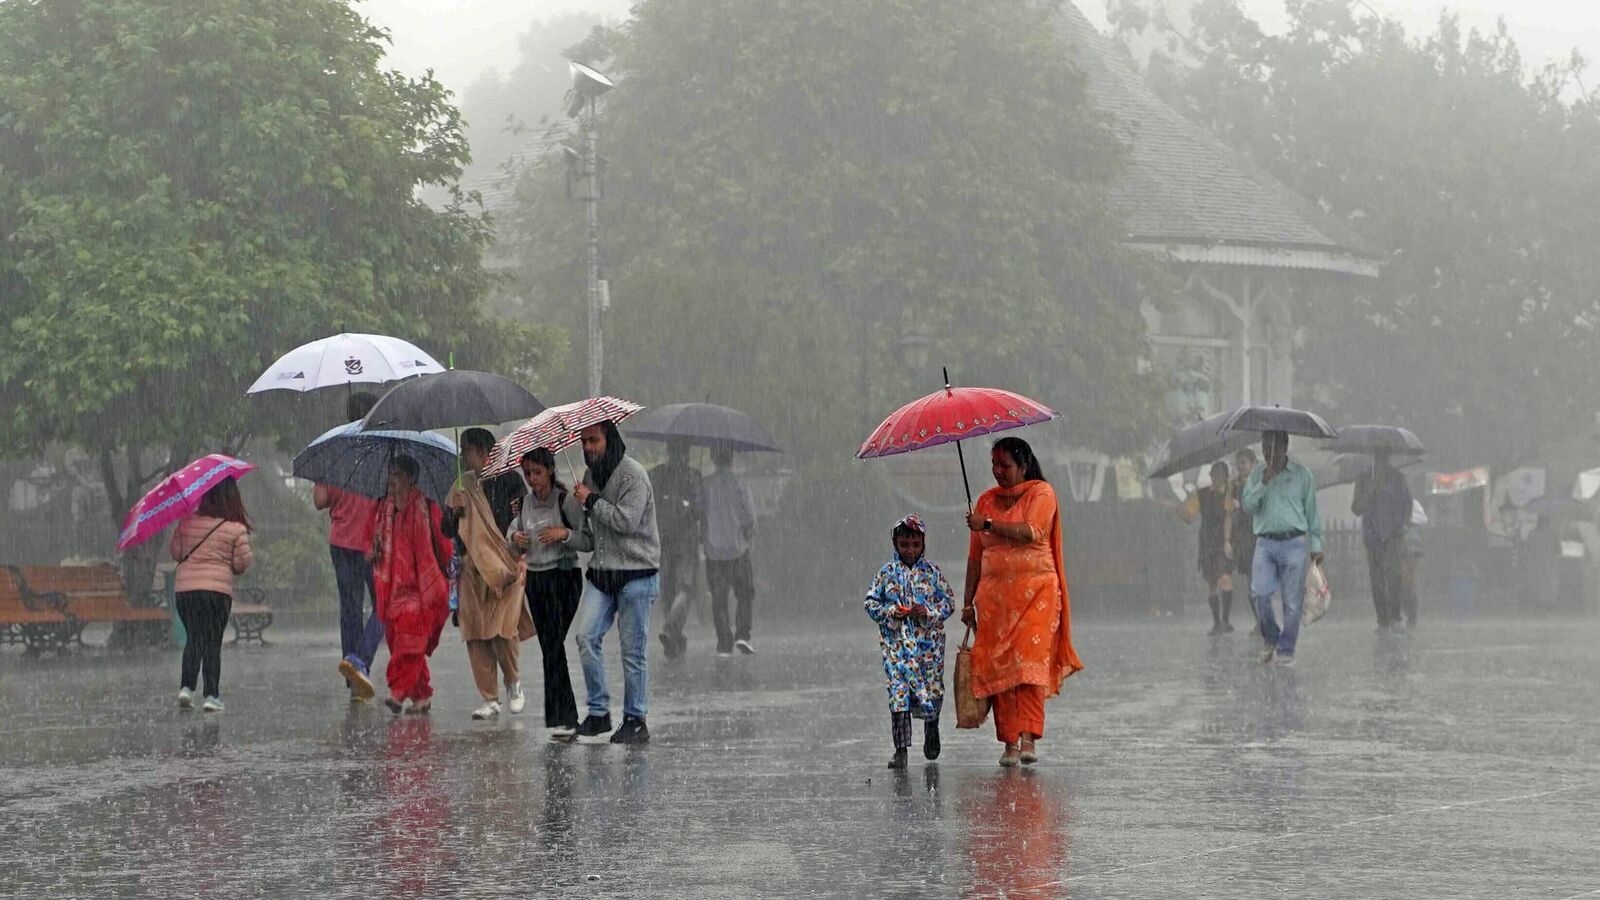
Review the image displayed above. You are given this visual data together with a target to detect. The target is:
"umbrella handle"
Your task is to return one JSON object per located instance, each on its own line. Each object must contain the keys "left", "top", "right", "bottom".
{"left": 955, "top": 439, "right": 973, "bottom": 511}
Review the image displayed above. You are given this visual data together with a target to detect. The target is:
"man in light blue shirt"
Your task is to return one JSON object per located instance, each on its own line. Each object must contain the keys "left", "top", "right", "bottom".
{"left": 1240, "top": 430, "right": 1324, "bottom": 666}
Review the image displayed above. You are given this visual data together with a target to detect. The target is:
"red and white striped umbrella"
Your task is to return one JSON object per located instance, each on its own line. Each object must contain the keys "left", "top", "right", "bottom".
{"left": 484, "top": 397, "right": 643, "bottom": 477}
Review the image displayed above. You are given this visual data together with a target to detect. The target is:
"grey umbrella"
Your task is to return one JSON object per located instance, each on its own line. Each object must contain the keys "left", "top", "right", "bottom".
{"left": 1325, "top": 425, "right": 1426, "bottom": 456}
{"left": 1314, "top": 453, "right": 1422, "bottom": 490}
{"left": 1216, "top": 404, "right": 1338, "bottom": 439}
{"left": 359, "top": 370, "right": 545, "bottom": 432}
{"left": 624, "top": 402, "right": 782, "bottom": 453}
{"left": 1147, "top": 411, "right": 1263, "bottom": 480}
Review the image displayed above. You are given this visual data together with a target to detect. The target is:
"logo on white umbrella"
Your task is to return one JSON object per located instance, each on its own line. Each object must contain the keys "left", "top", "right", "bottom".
{"left": 344, "top": 358, "right": 364, "bottom": 375}
{"left": 275, "top": 371, "right": 306, "bottom": 381}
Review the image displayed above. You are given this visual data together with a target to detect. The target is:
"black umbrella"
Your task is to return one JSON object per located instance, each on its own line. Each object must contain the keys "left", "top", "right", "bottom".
{"left": 1325, "top": 425, "right": 1426, "bottom": 456}
{"left": 1314, "top": 453, "right": 1422, "bottom": 490}
{"left": 359, "top": 370, "right": 545, "bottom": 432}
{"left": 1147, "top": 411, "right": 1262, "bottom": 480}
{"left": 624, "top": 403, "right": 782, "bottom": 453}
{"left": 1216, "top": 404, "right": 1338, "bottom": 439}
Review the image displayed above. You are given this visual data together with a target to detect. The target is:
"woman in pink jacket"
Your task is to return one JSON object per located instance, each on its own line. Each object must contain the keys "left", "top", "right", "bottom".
{"left": 169, "top": 480, "right": 254, "bottom": 712}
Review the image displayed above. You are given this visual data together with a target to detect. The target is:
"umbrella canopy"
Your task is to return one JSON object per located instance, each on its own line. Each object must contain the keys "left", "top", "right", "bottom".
{"left": 1147, "top": 411, "right": 1263, "bottom": 480}
{"left": 246, "top": 333, "right": 444, "bottom": 394}
{"left": 1314, "top": 453, "right": 1422, "bottom": 490}
{"left": 483, "top": 397, "right": 644, "bottom": 478}
{"left": 359, "top": 370, "right": 545, "bottom": 433}
{"left": 1216, "top": 405, "right": 1338, "bottom": 439}
{"left": 1325, "top": 425, "right": 1426, "bottom": 456}
{"left": 293, "top": 422, "right": 459, "bottom": 505}
{"left": 625, "top": 403, "right": 781, "bottom": 453}
{"left": 118, "top": 454, "right": 255, "bottom": 551}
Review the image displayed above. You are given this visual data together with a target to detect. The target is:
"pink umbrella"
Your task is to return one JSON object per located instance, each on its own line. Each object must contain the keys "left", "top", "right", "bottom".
{"left": 117, "top": 454, "right": 255, "bottom": 551}
{"left": 483, "top": 397, "right": 643, "bottom": 478}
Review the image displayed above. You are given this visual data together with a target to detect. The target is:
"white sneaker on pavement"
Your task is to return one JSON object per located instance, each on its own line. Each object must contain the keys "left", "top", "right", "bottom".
{"left": 735, "top": 639, "right": 755, "bottom": 655}
{"left": 201, "top": 696, "right": 225, "bottom": 713}
{"left": 507, "top": 683, "right": 526, "bottom": 715}
{"left": 177, "top": 687, "right": 194, "bottom": 710}
{"left": 472, "top": 700, "right": 502, "bottom": 720}
{"left": 1259, "top": 645, "right": 1277, "bottom": 664}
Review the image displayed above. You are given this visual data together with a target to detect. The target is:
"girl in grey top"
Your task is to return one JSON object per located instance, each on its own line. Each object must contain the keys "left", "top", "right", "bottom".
{"left": 507, "top": 460, "right": 591, "bottom": 569}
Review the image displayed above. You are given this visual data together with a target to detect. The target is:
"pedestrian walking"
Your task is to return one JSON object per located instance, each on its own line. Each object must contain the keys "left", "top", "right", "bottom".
{"left": 507, "top": 447, "right": 591, "bottom": 740}
{"left": 1232, "top": 448, "right": 1259, "bottom": 610}
{"left": 1352, "top": 452, "right": 1414, "bottom": 631}
{"left": 571, "top": 420, "right": 661, "bottom": 745}
{"left": 317, "top": 391, "right": 384, "bottom": 701}
{"left": 1187, "top": 460, "right": 1237, "bottom": 635}
{"left": 961, "top": 437, "right": 1083, "bottom": 767}
{"left": 170, "top": 480, "right": 254, "bottom": 713}
{"left": 651, "top": 439, "right": 704, "bottom": 659}
{"left": 1241, "top": 430, "right": 1324, "bottom": 667}
{"left": 703, "top": 443, "right": 758, "bottom": 657}
{"left": 371, "top": 456, "right": 453, "bottom": 715}
{"left": 864, "top": 514, "right": 954, "bottom": 770}
{"left": 447, "top": 428, "right": 534, "bottom": 721}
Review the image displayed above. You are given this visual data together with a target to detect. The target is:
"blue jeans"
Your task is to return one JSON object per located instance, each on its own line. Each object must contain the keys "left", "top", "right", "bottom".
{"left": 1251, "top": 535, "right": 1309, "bottom": 656}
{"left": 331, "top": 545, "right": 383, "bottom": 671}
{"left": 575, "top": 574, "right": 660, "bottom": 720}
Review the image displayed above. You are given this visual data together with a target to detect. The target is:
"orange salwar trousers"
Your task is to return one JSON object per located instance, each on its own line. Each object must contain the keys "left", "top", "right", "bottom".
{"left": 991, "top": 683, "right": 1046, "bottom": 744}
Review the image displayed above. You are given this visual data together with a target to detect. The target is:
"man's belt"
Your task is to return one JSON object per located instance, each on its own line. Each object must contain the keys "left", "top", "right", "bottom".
{"left": 1259, "top": 530, "right": 1306, "bottom": 541}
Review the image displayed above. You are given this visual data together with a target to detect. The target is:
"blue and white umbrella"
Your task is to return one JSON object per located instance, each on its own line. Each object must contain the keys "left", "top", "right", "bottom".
{"left": 292, "top": 422, "right": 459, "bottom": 504}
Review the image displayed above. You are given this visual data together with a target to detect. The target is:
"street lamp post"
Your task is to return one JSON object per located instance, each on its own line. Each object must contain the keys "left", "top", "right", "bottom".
{"left": 567, "top": 61, "right": 615, "bottom": 397}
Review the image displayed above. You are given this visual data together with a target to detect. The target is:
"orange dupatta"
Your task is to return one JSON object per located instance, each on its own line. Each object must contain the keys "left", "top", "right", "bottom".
{"left": 968, "top": 479, "right": 1083, "bottom": 698}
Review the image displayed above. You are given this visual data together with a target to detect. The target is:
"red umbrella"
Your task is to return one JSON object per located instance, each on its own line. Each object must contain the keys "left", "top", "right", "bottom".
{"left": 858, "top": 369, "right": 1057, "bottom": 508}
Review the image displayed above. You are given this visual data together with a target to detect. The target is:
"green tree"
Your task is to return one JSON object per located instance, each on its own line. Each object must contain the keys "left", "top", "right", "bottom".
{"left": 1111, "top": 0, "right": 1600, "bottom": 469}
{"left": 0, "top": 0, "right": 562, "bottom": 581}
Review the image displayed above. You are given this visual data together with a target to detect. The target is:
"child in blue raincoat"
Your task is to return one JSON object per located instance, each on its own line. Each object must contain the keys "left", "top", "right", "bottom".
{"left": 864, "top": 514, "right": 954, "bottom": 770}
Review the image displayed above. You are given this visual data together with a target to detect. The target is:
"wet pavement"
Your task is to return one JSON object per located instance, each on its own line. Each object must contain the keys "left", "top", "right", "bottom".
{"left": 2, "top": 611, "right": 1598, "bottom": 898}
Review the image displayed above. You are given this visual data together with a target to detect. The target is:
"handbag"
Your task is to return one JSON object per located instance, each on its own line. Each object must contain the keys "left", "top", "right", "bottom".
{"left": 954, "top": 627, "right": 991, "bottom": 729}
{"left": 1304, "top": 560, "right": 1333, "bottom": 624}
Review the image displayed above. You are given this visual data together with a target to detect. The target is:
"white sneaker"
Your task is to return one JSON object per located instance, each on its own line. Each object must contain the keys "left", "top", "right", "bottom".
{"left": 735, "top": 639, "right": 756, "bottom": 655}
{"left": 201, "top": 696, "right": 225, "bottom": 713}
{"left": 472, "top": 700, "right": 502, "bottom": 720}
{"left": 177, "top": 688, "right": 194, "bottom": 710}
{"left": 507, "top": 683, "right": 526, "bottom": 715}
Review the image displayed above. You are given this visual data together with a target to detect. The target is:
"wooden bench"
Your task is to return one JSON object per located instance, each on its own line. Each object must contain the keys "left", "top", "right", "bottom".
{"left": 18, "top": 563, "right": 168, "bottom": 647}
{"left": 230, "top": 587, "right": 274, "bottom": 646}
{"left": 0, "top": 566, "right": 77, "bottom": 652}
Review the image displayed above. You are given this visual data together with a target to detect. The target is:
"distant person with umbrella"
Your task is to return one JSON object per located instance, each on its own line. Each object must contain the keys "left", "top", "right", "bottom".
{"left": 370, "top": 456, "right": 453, "bottom": 715}
{"left": 316, "top": 391, "right": 385, "bottom": 702}
{"left": 650, "top": 439, "right": 705, "bottom": 660}
{"left": 1232, "top": 448, "right": 1259, "bottom": 613}
{"left": 571, "top": 421, "right": 661, "bottom": 744}
{"left": 1352, "top": 451, "right": 1415, "bottom": 631}
{"left": 704, "top": 443, "right": 759, "bottom": 657}
{"left": 170, "top": 479, "right": 255, "bottom": 713}
{"left": 446, "top": 428, "right": 534, "bottom": 721}
{"left": 1241, "top": 431, "right": 1325, "bottom": 667}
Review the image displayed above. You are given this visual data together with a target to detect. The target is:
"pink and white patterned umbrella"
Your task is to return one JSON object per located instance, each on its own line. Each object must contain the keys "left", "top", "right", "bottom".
{"left": 117, "top": 454, "right": 255, "bottom": 551}
{"left": 484, "top": 397, "right": 643, "bottom": 477}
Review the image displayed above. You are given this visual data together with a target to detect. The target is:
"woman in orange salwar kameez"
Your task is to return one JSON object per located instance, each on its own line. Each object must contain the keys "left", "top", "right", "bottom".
{"left": 370, "top": 456, "right": 454, "bottom": 715}
{"left": 962, "top": 437, "right": 1083, "bottom": 767}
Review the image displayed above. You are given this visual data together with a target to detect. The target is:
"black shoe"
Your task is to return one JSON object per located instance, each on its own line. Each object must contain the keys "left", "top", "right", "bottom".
{"left": 924, "top": 723, "right": 941, "bottom": 761}
{"left": 609, "top": 716, "right": 650, "bottom": 744}
{"left": 887, "top": 748, "right": 908, "bottom": 770}
{"left": 659, "top": 632, "right": 680, "bottom": 660}
{"left": 1222, "top": 621, "right": 1235, "bottom": 633}
{"left": 575, "top": 713, "right": 612, "bottom": 742}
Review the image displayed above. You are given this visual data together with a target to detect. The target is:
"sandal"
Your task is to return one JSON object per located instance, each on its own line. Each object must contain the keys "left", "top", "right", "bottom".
{"left": 1019, "top": 737, "right": 1038, "bottom": 765}
{"left": 1000, "top": 742, "right": 1021, "bottom": 767}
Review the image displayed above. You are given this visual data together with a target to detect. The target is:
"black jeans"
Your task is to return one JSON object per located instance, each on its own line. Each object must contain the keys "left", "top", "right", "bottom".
{"left": 526, "top": 568, "right": 583, "bottom": 728}
{"left": 176, "top": 591, "right": 232, "bottom": 698}
{"left": 658, "top": 539, "right": 700, "bottom": 641}
{"left": 1366, "top": 540, "right": 1405, "bottom": 626}
{"left": 706, "top": 553, "right": 755, "bottom": 651}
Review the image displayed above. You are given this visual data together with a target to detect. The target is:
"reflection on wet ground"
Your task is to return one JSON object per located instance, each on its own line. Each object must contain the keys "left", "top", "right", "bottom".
{"left": 2, "top": 616, "right": 1597, "bottom": 897}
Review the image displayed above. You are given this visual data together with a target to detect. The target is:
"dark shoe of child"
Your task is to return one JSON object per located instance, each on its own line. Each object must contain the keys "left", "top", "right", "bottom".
{"left": 924, "top": 720, "right": 941, "bottom": 761}
{"left": 887, "top": 748, "right": 908, "bottom": 770}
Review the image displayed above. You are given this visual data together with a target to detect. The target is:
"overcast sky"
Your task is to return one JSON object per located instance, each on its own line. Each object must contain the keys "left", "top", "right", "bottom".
{"left": 366, "top": 0, "right": 1600, "bottom": 100}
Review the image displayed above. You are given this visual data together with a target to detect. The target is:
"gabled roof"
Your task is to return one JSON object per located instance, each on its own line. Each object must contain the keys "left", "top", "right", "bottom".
{"left": 1057, "top": 4, "right": 1381, "bottom": 277}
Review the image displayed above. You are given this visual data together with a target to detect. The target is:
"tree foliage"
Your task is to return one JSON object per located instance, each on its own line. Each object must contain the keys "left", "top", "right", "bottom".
{"left": 0, "top": 0, "right": 563, "bottom": 532}
{"left": 1111, "top": 0, "right": 1600, "bottom": 468}
{"left": 504, "top": 0, "right": 1170, "bottom": 461}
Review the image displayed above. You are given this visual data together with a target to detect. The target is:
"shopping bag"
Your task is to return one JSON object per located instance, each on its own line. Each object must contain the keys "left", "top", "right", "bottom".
{"left": 1304, "top": 560, "right": 1332, "bottom": 624}
{"left": 954, "top": 627, "right": 991, "bottom": 729}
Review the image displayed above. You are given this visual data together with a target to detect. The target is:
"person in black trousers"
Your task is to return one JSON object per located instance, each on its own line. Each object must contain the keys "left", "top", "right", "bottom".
{"left": 506, "top": 448, "right": 592, "bottom": 740}
{"left": 169, "top": 479, "right": 255, "bottom": 713}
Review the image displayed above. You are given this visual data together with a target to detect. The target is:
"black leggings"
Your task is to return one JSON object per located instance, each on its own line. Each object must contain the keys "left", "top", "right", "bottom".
{"left": 176, "top": 591, "right": 232, "bottom": 698}
{"left": 526, "top": 568, "right": 583, "bottom": 728}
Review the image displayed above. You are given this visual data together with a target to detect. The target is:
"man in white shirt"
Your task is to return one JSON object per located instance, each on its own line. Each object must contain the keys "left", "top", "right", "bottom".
{"left": 703, "top": 443, "right": 758, "bottom": 656}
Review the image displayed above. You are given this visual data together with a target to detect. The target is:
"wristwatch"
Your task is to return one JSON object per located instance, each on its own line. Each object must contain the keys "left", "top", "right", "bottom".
{"left": 982, "top": 518, "right": 993, "bottom": 533}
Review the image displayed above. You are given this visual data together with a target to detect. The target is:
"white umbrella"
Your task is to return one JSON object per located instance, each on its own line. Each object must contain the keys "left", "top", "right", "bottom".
{"left": 246, "top": 333, "right": 445, "bottom": 394}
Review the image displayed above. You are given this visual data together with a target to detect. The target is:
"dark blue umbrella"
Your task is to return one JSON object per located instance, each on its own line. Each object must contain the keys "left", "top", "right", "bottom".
{"left": 293, "top": 422, "right": 459, "bottom": 504}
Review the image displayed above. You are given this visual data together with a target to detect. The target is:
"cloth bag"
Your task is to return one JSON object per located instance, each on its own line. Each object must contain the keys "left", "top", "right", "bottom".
{"left": 954, "top": 627, "right": 991, "bottom": 729}
{"left": 1304, "top": 561, "right": 1332, "bottom": 624}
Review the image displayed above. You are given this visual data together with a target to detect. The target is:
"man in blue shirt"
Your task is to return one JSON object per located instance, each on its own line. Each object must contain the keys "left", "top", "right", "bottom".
{"left": 1240, "top": 431, "right": 1324, "bottom": 667}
